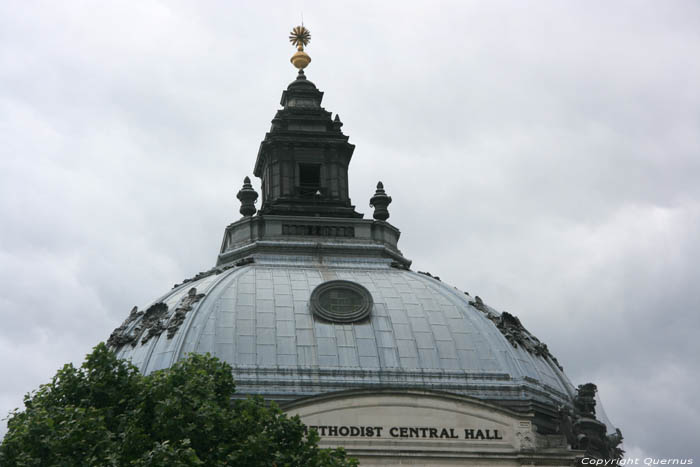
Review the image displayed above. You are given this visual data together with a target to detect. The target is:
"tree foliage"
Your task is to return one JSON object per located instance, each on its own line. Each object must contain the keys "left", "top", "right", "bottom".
{"left": 1, "top": 343, "right": 357, "bottom": 466}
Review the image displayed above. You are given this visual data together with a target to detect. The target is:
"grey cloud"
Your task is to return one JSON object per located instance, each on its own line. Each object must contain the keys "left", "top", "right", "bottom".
{"left": 1, "top": 0, "right": 698, "bottom": 459}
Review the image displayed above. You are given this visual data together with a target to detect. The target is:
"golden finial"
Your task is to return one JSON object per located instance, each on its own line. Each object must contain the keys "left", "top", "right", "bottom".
{"left": 289, "top": 25, "right": 311, "bottom": 70}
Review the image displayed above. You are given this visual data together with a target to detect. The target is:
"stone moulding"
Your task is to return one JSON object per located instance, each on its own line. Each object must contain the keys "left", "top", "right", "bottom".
{"left": 216, "top": 214, "right": 411, "bottom": 268}
{"left": 227, "top": 366, "right": 571, "bottom": 408}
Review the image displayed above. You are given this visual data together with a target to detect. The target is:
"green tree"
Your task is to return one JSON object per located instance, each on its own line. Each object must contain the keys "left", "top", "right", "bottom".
{"left": 1, "top": 343, "right": 357, "bottom": 466}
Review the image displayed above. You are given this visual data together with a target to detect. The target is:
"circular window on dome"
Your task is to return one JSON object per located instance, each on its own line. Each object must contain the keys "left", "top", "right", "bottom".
{"left": 310, "top": 280, "right": 373, "bottom": 323}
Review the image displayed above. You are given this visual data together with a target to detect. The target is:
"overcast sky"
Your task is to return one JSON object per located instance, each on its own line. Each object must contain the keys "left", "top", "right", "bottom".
{"left": 1, "top": 0, "right": 699, "bottom": 459}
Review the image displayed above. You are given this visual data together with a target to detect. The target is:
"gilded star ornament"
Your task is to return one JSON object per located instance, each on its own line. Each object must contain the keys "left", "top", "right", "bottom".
{"left": 289, "top": 25, "right": 311, "bottom": 49}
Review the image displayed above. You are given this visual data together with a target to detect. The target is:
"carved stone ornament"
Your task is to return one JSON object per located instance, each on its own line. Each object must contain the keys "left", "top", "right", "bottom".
{"left": 237, "top": 176, "right": 258, "bottom": 217}
{"left": 369, "top": 181, "right": 392, "bottom": 221}
{"left": 107, "top": 288, "right": 205, "bottom": 350}
{"left": 138, "top": 302, "right": 170, "bottom": 345}
{"left": 171, "top": 262, "right": 242, "bottom": 289}
{"left": 167, "top": 288, "right": 206, "bottom": 338}
{"left": 106, "top": 306, "right": 143, "bottom": 348}
{"left": 559, "top": 383, "right": 625, "bottom": 463}
{"left": 468, "top": 296, "right": 624, "bottom": 462}
{"left": 515, "top": 428, "right": 536, "bottom": 451}
{"left": 310, "top": 280, "right": 373, "bottom": 323}
{"left": 574, "top": 382, "right": 598, "bottom": 417}
{"left": 417, "top": 271, "right": 441, "bottom": 281}
{"left": 469, "top": 296, "right": 563, "bottom": 371}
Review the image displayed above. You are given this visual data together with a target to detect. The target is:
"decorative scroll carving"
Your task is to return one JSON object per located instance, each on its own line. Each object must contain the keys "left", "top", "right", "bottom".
{"left": 173, "top": 270, "right": 217, "bottom": 289}
{"left": 107, "top": 288, "right": 206, "bottom": 350}
{"left": 559, "top": 383, "right": 624, "bottom": 463}
{"left": 469, "top": 296, "right": 487, "bottom": 312}
{"left": 172, "top": 264, "right": 237, "bottom": 289}
{"left": 417, "top": 271, "right": 441, "bottom": 281}
{"left": 282, "top": 224, "right": 355, "bottom": 237}
{"left": 606, "top": 429, "right": 625, "bottom": 460}
{"left": 390, "top": 261, "right": 409, "bottom": 270}
{"left": 138, "top": 303, "right": 170, "bottom": 345}
{"left": 235, "top": 257, "right": 254, "bottom": 267}
{"left": 515, "top": 428, "right": 536, "bottom": 451}
{"left": 469, "top": 296, "right": 563, "bottom": 371}
{"left": 167, "top": 288, "right": 205, "bottom": 338}
{"left": 106, "top": 306, "right": 143, "bottom": 348}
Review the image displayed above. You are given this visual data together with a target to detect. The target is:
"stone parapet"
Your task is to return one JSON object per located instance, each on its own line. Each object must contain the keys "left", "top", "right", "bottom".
{"left": 217, "top": 214, "right": 410, "bottom": 267}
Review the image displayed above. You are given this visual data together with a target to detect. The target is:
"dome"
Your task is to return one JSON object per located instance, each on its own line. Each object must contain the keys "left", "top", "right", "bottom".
{"left": 110, "top": 257, "right": 575, "bottom": 413}
{"left": 106, "top": 59, "right": 623, "bottom": 462}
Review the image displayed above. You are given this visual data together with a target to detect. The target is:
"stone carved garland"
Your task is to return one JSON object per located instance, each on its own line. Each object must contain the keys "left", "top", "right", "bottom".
{"left": 107, "top": 288, "right": 205, "bottom": 349}
{"left": 170, "top": 257, "right": 252, "bottom": 290}
{"left": 167, "top": 288, "right": 206, "bottom": 338}
{"left": 138, "top": 303, "right": 170, "bottom": 345}
{"left": 469, "top": 296, "right": 563, "bottom": 371}
{"left": 106, "top": 306, "right": 144, "bottom": 348}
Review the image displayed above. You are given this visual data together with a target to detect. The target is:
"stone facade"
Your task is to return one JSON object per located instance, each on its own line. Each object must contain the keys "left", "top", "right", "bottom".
{"left": 285, "top": 389, "right": 579, "bottom": 466}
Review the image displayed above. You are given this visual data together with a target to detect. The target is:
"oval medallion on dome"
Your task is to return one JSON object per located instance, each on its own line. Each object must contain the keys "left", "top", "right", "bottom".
{"left": 310, "top": 280, "right": 373, "bottom": 323}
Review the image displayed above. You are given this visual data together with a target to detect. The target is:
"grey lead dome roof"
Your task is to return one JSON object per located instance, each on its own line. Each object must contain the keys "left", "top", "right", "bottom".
{"left": 106, "top": 54, "right": 626, "bottom": 461}
{"left": 108, "top": 70, "right": 578, "bottom": 421}
{"left": 112, "top": 257, "right": 575, "bottom": 409}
